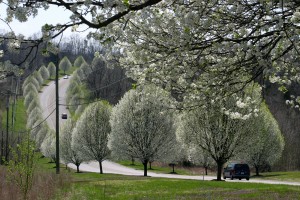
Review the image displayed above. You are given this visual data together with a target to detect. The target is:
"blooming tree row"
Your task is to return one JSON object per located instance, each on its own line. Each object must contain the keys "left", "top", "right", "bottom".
{"left": 58, "top": 83, "right": 284, "bottom": 179}
{"left": 1, "top": 1, "right": 300, "bottom": 109}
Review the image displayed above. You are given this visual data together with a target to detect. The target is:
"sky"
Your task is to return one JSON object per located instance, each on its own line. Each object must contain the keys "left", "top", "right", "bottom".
{"left": 0, "top": 4, "right": 85, "bottom": 38}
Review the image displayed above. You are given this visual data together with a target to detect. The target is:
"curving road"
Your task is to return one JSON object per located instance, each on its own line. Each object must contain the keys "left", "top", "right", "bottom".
{"left": 39, "top": 78, "right": 70, "bottom": 127}
{"left": 39, "top": 79, "right": 300, "bottom": 186}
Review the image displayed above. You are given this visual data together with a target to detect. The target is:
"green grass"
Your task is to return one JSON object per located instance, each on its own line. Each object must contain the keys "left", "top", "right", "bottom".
{"left": 253, "top": 171, "right": 300, "bottom": 182}
{"left": 58, "top": 172, "right": 300, "bottom": 200}
{"left": 30, "top": 157, "right": 300, "bottom": 200}
{"left": 1, "top": 98, "right": 27, "bottom": 132}
{"left": 36, "top": 154, "right": 67, "bottom": 173}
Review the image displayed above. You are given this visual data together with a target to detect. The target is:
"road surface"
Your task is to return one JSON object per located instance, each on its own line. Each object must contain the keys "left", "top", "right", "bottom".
{"left": 39, "top": 78, "right": 70, "bottom": 128}
{"left": 39, "top": 78, "right": 300, "bottom": 186}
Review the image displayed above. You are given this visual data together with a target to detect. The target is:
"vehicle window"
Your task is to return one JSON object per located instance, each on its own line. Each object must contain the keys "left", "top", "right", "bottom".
{"left": 235, "top": 164, "right": 249, "bottom": 170}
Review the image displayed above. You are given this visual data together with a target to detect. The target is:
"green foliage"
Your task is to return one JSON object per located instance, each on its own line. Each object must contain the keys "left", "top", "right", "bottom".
{"left": 6, "top": 135, "right": 39, "bottom": 200}
{"left": 123, "top": 0, "right": 130, "bottom": 7}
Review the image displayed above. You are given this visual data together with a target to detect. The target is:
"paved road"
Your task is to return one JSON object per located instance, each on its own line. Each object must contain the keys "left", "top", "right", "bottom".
{"left": 40, "top": 78, "right": 300, "bottom": 187}
{"left": 67, "top": 161, "right": 300, "bottom": 186}
{"left": 39, "top": 78, "right": 70, "bottom": 128}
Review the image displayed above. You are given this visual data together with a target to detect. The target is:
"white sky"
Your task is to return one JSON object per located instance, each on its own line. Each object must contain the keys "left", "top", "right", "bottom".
{"left": 0, "top": 4, "right": 87, "bottom": 38}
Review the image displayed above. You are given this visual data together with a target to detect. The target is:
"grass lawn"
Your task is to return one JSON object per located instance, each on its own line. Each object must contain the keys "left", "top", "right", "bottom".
{"left": 3, "top": 153, "right": 300, "bottom": 200}
{"left": 253, "top": 171, "right": 300, "bottom": 182}
{"left": 1, "top": 98, "right": 27, "bottom": 132}
{"left": 44, "top": 159, "right": 300, "bottom": 200}
{"left": 58, "top": 171, "right": 300, "bottom": 200}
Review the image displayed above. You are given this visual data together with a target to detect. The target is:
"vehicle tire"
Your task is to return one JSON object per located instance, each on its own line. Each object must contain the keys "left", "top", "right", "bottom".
{"left": 246, "top": 177, "right": 249, "bottom": 181}
{"left": 223, "top": 176, "right": 226, "bottom": 179}
{"left": 231, "top": 175, "right": 234, "bottom": 180}
{"left": 239, "top": 178, "right": 241, "bottom": 180}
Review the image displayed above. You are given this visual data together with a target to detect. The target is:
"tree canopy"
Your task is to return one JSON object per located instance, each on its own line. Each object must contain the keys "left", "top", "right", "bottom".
{"left": 2, "top": 1, "right": 300, "bottom": 104}
{"left": 110, "top": 85, "right": 177, "bottom": 176}
{"left": 72, "top": 101, "right": 111, "bottom": 174}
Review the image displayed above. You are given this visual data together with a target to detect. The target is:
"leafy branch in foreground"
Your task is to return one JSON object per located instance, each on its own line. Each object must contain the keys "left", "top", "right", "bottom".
{"left": 6, "top": 134, "right": 39, "bottom": 200}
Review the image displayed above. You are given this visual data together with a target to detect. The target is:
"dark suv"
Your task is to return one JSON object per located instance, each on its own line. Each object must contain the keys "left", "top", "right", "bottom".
{"left": 223, "top": 163, "right": 250, "bottom": 180}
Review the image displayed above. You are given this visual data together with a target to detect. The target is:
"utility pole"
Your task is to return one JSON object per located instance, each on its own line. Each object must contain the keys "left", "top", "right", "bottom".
{"left": 55, "top": 53, "right": 60, "bottom": 174}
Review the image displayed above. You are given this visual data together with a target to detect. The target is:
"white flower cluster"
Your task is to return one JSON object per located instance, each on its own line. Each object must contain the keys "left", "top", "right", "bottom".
{"left": 0, "top": 50, "right": 3, "bottom": 58}
{"left": 291, "top": 11, "right": 300, "bottom": 23}
{"left": 8, "top": 40, "right": 20, "bottom": 50}
{"left": 285, "top": 95, "right": 300, "bottom": 111}
{"left": 269, "top": 75, "right": 280, "bottom": 84}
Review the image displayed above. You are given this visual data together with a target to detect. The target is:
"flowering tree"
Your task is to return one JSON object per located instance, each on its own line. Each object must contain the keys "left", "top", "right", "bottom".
{"left": 237, "top": 103, "right": 285, "bottom": 176}
{"left": 114, "top": 1, "right": 300, "bottom": 109}
{"left": 38, "top": 65, "right": 50, "bottom": 80}
{"left": 177, "top": 87, "right": 261, "bottom": 181}
{"left": 24, "top": 90, "right": 38, "bottom": 108}
{"left": 110, "top": 85, "right": 177, "bottom": 176}
{"left": 73, "top": 56, "right": 86, "bottom": 68}
{"left": 32, "top": 71, "right": 44, "bottom": 88}
{"left": 2, "top": 1, "right": 300, "bottom": 100}
{"left": 60, "top": 119, "right": 85, "bottom": 173}
{"left": 22, "top": 76, "right": 40, "bottom": 92}
{"left": 59, "top": 56, "right": 72, "bottom": 75}
{"left": 47, "top": 62, "right": 56, "bottom": 79}
{"left": 23, "top": 83, "right": 38, "bottom": 97}
{"left": 185, "top": 145, "right": 215, "bottom": 176}
{"left": 72, "top": 101, "right": 111, "bottom": 174}
{"left": 41, "top": 130, "right": 56, "bottom": 162}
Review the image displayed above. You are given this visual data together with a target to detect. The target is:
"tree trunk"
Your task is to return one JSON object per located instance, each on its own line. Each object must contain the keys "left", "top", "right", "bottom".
{"left": 76, "top": 164, "right": 80, "bottom": 173}
{"left": 99, "top": 161, "right": 103, "bottom": 174}
{"left": 205, "top": 167, "right": 208, "bottom": 175}
{"left": 131, "top": 157, "right": 135, "bottom": 165}
{"left": 216, "top": 161, "right": 224, "bottom": 181}
{"left": 143, "top": 161, "right": 148, "bottom": 176}
{"left": 149, "top": 162, "right": 152, "bottom": 170}
{"left": 255, "top": 165, "right": 259, "bottom": 176}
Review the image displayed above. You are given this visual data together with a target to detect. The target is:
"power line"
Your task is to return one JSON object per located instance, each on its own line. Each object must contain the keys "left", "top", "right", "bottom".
{"left": 18, "top": 108, "right": 56, "bottom": 134}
